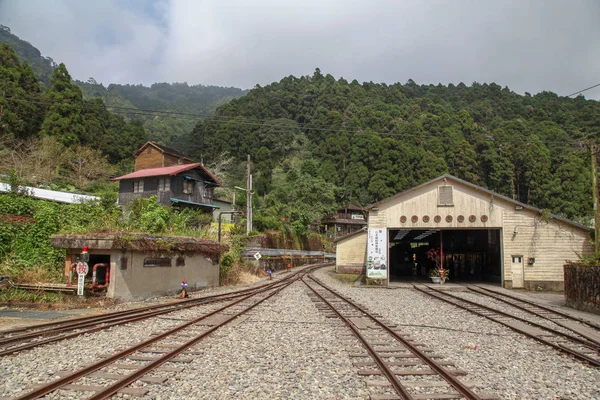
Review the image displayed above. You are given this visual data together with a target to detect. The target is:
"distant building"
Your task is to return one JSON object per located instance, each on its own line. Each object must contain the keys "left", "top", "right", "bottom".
{"left": 113, "top": 163, "right": 222, "bottom": 212}
{"left": 322, "top": 204, "right": 367, "bottom": 239}
{"left": 0, "top": 182, "right": 99, "bottom": 204}
{"left": 134, "top": 141, "right": 194, "bottom": 171}
{"left": 113, "top": 142, "right": 222, "bottom": 212}
{"left": 212, "top": 198, "right": 236, "bottom": 222}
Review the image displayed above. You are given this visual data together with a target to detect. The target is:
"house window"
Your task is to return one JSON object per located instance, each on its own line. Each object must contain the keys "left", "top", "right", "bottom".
{"left": 512, "top": 256, "right": 523, "bottom": 264}
{"left": 133, "top": 180, "right": 144, "bottom": 193}
{"left": 147, "top": 147, "right": 152, "bottom": 154}
{"left": 438, "top": 185, "right": 453, "bottom": 206}
{"left": 158, "top": 178, "right": 170, "bottom": 192}
{"left": 183, "top": 180, "right": 194, "bottom": 194}
{"left": 143, "top": 257, "right": 172, "bottom": 267}
{"left": 206, "top": 187, "right": 213, "bottom": 200}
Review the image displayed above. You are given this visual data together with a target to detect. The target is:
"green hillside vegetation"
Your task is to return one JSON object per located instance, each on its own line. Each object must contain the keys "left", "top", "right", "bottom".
{"left": 0, "top": 43, "right": 147, "bottom": 182}
{"left": 191, "top": 69, "right": 599, "bottom": 228}
{"left": 0, "top": 25, "right": 55, "bottom": 86}
{"left": 0, "top": 26, "right": 247, "bottom": 148}
{"left": 77, "top": 80, "right": 247, "bottom": 144}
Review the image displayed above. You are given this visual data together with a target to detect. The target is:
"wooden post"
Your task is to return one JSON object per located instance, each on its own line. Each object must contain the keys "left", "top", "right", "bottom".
{"left": 592, "top": 144, "right": 600, "bottom": 254}
{"left": 246, "top": 154, "right": 252, "bottom": 234}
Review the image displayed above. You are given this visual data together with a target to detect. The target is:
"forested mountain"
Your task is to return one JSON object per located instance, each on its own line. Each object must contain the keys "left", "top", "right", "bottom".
{"left": 190, "top": 69, "right": 599, "bottom": 224}
{"left": 0, "top": 25, "right": 55, "bottom": 86}
{"left": 0, "top": 26, "right": 247, "bottom": 146}
{"left": 0, "top": 43, "right": 147, "bottom": 186}
{"left": 77, "top": 80, "right": 247, "bottom": 143}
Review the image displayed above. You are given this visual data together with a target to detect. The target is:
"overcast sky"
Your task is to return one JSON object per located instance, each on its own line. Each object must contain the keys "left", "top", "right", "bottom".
{"left": 1, "top": 0, "right": 599, "bottom": 99}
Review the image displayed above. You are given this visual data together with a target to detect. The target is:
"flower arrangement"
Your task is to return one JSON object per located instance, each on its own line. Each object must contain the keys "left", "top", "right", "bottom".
{"left": 427, "top": 248, "right": 449, "bottom": 280}
{"left": 426, "top": 248, "right": 441, "bottom": 267}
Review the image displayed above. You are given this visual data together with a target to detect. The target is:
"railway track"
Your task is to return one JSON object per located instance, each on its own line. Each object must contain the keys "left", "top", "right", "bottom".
{"left": 304, "top": 274, "right": 495, "bottom": 400}
{"left": 468, "top": 285, "right": 600, "bottom": 342}
{"left": 0, "top": 274, "right": 299, "bottom": 357}
{"left": 414, "top": 285, "right": 600, "bottom": 368}
{"left": 9, "top": 266, "right": 320, "bottom": 399}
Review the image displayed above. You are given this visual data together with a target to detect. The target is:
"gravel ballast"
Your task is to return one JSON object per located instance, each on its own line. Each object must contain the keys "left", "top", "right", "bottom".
{"left": 1, "top": 266, "right": 599, "bottom": 399}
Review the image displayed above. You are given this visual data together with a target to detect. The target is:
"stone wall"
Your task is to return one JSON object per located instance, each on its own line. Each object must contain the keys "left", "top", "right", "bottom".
{"left": 564, "top": 264, "right": 600, "bottom": 315}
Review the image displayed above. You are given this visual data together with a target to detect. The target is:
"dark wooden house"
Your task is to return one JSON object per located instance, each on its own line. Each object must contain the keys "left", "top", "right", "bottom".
{"left": 134, "top": 142, "right": 194, "bottom": 171}
{"left": 322, "top": 204, "right": 367, "bottom": 239}
{"left": 113, "top": 163, "right": 222, "bottom": 211}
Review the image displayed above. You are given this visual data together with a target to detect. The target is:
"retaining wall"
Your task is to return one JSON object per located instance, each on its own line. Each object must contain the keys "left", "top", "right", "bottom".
{"left": 564, "top": 264, "right": 600, "bottom": 315}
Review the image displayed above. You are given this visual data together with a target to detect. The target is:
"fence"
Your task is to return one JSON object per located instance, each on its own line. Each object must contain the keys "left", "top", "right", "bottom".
{"left": 563, "top": 264, "right": 600, "bottom": 315}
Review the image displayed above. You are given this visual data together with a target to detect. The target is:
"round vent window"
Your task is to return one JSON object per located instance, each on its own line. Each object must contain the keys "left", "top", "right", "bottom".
{"left": 434, "top": 215, "right": 442, "bottom": 223}
{"left": 469, "top": 215, "right": 476, "bottom": 222}
{"left": 400, "top": 216, "right": 407, "bottom": 223}
{"left": 481, "top": 215, "right": 489, "bottom": 222}
{"left": 446, "top": 215, "right": 453, "bottom": 222}
{"left": 422, "top": 215, "right": 430, "bottom": 223}
{"left": 411, "top": 215, "right": 418, "bottom": 223}
{"left": 457, "top": 215, "right": 465, "bottom": 223}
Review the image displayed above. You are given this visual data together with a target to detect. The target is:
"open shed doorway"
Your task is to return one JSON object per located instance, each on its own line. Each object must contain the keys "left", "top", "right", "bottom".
{"left": 388, "top": 229, "right": 501, "bottom": 284}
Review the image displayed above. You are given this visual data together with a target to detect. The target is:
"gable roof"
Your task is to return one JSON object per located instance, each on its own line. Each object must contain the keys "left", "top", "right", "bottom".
{"left": 340, "top": 204, "right": 363, "bottom": 211}
{"left": 135, "top": 141, "right": 193, "bottom": 160}
{"left": 368, "top": 174, "right": 592, "bottom": 233}
{"left": 334, "top": 227, "right": 367, "bottom": 243}
{"left": 112, "top": 163, "right": 223, "bottom": 187}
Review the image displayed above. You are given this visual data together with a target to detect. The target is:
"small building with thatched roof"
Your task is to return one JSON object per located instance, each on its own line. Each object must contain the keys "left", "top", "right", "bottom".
{"left": 51, "top": 233, "right": 223, "bottom": 301}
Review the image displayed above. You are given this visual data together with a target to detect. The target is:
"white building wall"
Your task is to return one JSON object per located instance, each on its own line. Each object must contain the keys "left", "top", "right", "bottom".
{"left": 363, "top": 176, "right": 593, "bottom": 290}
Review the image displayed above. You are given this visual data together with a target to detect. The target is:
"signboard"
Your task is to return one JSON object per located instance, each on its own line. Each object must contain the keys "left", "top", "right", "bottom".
{"left": 367, "top": 228, "right": 388, "bottom": 279}
{"left": 253, "top": 252, "right": 262, "bottom": 261}
{"left": 77, "top": 273, "right": 85, "bottom": 296}
{"left": 76, "top": 262, "right": 89, "bottom": 276}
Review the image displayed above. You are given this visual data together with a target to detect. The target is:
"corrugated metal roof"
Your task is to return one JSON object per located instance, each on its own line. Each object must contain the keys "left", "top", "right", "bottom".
{"left": 113, "top": 163, "right": 222, "bottom": 187}
{"left": 170, "top": 198, "right": 220, "bottom": 208}
{"left": 0, "top": 183, "right": 99, "bottom": 204}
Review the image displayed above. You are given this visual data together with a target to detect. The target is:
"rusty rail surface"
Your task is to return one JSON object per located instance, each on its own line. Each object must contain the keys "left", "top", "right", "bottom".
{"left": 471, "top": 285, "right": 600, "bottom": 331}
{"left": 305, "top": 275, "right": 482, "bottom": 400}
{"left": 414, "top": 285, "right": 600, "bottom": 368}
{"left": 0, "top": 264, "right": 314, "bottom": 356}
{"left": 14, "top": 264, "right": 325, "bottom": 400}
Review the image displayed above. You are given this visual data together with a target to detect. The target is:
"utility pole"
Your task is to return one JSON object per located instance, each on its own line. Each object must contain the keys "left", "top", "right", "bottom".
{"left": 591, "top": 144, "right": 600, "bottom": 253}
{"left": 246, "top": 154, "right": 253, "bottom": 234}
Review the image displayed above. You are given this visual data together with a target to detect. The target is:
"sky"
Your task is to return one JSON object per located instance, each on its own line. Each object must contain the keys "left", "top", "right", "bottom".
{"left": 0, "top": 0, "right": 599, "bottom": 99}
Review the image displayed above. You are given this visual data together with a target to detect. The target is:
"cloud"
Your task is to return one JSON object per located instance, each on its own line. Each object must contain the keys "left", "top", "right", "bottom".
{"left": 1, "top": 0, "right": 599, "bottom": 99}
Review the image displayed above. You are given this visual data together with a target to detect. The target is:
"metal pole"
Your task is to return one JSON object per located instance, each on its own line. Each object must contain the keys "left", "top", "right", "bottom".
{"left": 440, "top": 230, "right": 444, "bottom": 270}
{"left": 217, "top": 211, "right": 239, "bottom": 275}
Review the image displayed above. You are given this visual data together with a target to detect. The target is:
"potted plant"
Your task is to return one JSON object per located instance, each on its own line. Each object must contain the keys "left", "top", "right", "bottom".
{"left": 429, "top": 268, "right": 441, "bottom": 284}
{"left": 427, "top": 248, "right": 450, "bottom": 284}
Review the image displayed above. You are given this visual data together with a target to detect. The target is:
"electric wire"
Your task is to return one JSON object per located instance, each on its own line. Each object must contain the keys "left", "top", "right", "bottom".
{"left": 1, "top": 94, "right": 593, "bottom": 147}
{"left": 566, "top": 83, "right": 600, "bottom": 97}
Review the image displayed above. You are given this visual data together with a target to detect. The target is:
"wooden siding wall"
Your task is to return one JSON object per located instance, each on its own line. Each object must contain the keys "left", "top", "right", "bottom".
{"left": 134, "top": 150, "right": 164, "bottom": 171}
{"left": 118, "top": 177, "right": 173, "bottom": 207}
{"left": 171, "top": 170, "right": 213, "bottom": 206}
{"left": 163, "top": 154, "right": 184, "bottom": 167}
{"left": 364, "top": 178, "right": 593, "bottom": 289}
{"left": 502, "top": 207, "right": 592, "bottom": 290}
{"left": 371, "top": 183, "right": 502, "bottom": 229}
{"left": 336, "top": 231, "right": 367, "bottom": 274}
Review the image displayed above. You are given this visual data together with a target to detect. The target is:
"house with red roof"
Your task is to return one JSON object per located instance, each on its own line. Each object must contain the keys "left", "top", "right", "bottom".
{"left": 113, "top": 143, "right": 222, "bottom": 211}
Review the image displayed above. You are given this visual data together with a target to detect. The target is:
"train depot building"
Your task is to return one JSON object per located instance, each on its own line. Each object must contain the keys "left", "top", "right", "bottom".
{"left": 336, "top": 175, "right": 593, "bottom": 291}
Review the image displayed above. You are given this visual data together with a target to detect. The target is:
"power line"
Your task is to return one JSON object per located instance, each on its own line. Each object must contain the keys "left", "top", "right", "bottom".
{"left": 566, "top": 83, "right": 600, "bottom": 97}
{"left": 0, "top": 94, "right": 594, "bottom": 147}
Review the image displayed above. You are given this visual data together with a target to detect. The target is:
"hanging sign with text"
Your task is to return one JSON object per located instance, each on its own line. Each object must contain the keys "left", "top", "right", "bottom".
{"left": 367, "top": 228, "right": 388, "bottom": 279}
{"left": 77, "top": 273, "right": 85, "bottom": 296}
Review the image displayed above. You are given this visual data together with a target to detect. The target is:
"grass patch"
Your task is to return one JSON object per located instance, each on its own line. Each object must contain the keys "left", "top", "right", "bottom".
{"left": 0, "top": 288, "right": 63, "bottom": 304}
{"left": 329, "top": 272, "right": 361, "bottom": 285}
